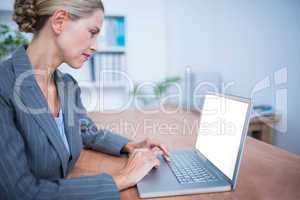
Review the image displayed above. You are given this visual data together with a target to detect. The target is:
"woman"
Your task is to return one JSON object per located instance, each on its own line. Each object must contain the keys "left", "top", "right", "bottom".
{"left": 0, "top": 0, "right": 170, "bottom": 199}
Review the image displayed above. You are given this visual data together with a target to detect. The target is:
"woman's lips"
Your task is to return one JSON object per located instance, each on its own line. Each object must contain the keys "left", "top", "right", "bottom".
{"left": 82, "top": 53, "right": 91, "bottom": 60}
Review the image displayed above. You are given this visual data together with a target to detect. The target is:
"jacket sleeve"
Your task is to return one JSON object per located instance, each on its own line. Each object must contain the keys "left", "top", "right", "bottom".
{"left": 0, "top": 91, "right": 120, "bottom": 200}
{"left": 70, "top": 74, "right": 129, "bottom": 157}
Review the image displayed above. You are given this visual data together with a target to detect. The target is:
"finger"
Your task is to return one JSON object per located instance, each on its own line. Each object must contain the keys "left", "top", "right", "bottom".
{"left": 140, "top": 149, "right": 157, "bottom": 160}
{"left": 149, "top": 140, "right": 170, "bottom": 155}
{"left": 151, "top": 147, "right": 163, "bottom": 156}
{"left": 150, "top": 141, "right": 171, "bottom": 159}
{"left": 135, "top": 148, "right": 151, "bottom": 154}
{"left": 159, "top": 144, "right": 171, "bottom": 157}
{"left": 138, "top": 148, "right": 162, "bottom": 164}
{"left": 149, "top": 145, "right": 171, "bottom": 162}
{"left": 154, "top": 145, "right": 171, "bottom": 162}
{"left": 163, "top": 154, "right": 171, "bottom": 162}
{"left": 153, "top": 147, "right": 171, "bottom": 162}
{"left": 152, "top": 158, "right": 160, "bottom": 169}
{"left": 145, "top": 139, "right": 169, "bottom": 155}
{"left": 146, "top": 151, "right": 159, "bottom": 162}
{"left": 133, "top": 148, "right": 153, "bottom": 159}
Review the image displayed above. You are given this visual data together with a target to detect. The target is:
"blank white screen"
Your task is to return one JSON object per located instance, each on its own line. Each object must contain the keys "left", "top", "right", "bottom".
{"left": 196, "top": 95, "right": 249, "bottom": 180}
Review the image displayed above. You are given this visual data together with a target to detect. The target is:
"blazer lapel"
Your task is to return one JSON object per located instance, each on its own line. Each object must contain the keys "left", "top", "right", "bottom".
{"left": 54, "top": 71, "right": 82, "bottom": 164}
{"left": 12, "top": 46, "right": 69, "bottom": 177}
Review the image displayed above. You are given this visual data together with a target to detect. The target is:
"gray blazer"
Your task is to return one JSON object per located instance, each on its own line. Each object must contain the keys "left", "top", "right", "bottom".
{"left": 0, "top": 46, "right": 129, "bottom": 200}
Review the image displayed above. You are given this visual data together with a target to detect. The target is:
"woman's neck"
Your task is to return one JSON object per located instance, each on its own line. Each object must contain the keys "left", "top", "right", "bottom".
{"left": 26, "top": 34, "right": 62, "bottom": 85}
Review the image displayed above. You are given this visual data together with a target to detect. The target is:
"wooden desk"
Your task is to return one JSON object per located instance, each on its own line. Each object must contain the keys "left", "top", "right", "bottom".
{"left": 69, "top": 108, "right": 300, "bottom": 200}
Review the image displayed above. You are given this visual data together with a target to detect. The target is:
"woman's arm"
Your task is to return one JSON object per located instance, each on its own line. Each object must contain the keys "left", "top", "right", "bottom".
{"left": 69, "top": 74, "right": 129, "bottom": 156}
{"left": 79, "top": 116, "right": 129, "bottom": 156}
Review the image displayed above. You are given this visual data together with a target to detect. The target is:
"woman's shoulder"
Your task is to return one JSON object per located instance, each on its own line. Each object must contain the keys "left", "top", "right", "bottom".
{"left": 0, "top": 56, "right": 14, "bottom": 74}
{"left": 0, "top": 57, "right": 15, "bottom": 95}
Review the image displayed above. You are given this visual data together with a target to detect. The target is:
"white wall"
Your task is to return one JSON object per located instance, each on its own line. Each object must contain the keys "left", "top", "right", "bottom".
{"left": 165, "top": 0, "right": 300, "bottom": 154}
{"left": 0, "top": 0, "right": 13, "bottom": 11}
{"left": 102, "top": 0, "right": 167, "bottom": 82}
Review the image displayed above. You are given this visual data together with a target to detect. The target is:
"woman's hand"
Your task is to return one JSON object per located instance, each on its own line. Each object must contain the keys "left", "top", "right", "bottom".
{"left": 112, "top": 148, "right": 160, "bottom": 191}
{"left": 122, "top": 138, "right": 171, "bottom": 162}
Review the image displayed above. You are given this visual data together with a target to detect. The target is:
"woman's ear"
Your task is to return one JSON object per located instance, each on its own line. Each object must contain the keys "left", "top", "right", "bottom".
{"left": 50, "top": 9, "right": 69, "bottom": 35}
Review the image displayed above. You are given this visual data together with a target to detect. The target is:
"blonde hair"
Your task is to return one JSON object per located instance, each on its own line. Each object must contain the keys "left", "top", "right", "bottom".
{"left": 13, "top": 0, "right": 105, "bottom": 34}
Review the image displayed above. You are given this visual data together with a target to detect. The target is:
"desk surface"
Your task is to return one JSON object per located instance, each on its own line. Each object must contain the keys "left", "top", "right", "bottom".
{"left": 69, "top": 108, "right": 300, "bottom": 200}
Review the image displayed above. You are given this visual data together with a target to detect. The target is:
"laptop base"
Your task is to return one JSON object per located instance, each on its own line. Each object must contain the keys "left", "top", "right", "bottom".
{"left": 137, "top": 151, "right": 231, "bottom": 198}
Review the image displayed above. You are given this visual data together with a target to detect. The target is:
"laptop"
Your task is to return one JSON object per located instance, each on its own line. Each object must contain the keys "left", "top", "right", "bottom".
{"left": 137, "top": 93, "right": 252, "bottom": 198}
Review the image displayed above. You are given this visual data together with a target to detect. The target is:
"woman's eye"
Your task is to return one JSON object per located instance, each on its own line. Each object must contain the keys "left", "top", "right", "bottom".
{"left": 89, "top": 31, "right": 97, "bottom": 37}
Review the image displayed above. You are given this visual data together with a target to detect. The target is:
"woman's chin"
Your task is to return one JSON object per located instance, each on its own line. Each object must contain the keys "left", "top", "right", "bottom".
{"left": 66, "top": 60, "right": 84, "bottom": 69}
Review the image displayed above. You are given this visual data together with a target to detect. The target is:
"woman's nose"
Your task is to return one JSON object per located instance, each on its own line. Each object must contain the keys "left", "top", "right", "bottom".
{"left": 90, "top": 42, "right": 97, "bottom": 52}
{"left": 90, "top": 39, "right": 98, "bottom": 52}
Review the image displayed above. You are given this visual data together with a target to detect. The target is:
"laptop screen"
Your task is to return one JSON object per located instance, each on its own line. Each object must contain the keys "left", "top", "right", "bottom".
{"left": 195, "top": 94, "right": 249, "bottom": 180}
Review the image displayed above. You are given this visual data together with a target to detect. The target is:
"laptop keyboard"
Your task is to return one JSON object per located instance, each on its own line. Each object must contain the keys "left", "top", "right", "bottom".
{"left": 168, "top": 152, "right": 218, "bottom": 184}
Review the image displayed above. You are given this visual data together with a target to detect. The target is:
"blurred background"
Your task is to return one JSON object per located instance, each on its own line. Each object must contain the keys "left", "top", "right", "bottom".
{"left": 1, "top": 0, "right": 299, "bottom": 154}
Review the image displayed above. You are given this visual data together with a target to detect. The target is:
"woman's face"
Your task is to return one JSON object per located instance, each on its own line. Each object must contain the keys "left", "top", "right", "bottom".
{"left": 56, "top": 9, "right": 103, "bottom": 68}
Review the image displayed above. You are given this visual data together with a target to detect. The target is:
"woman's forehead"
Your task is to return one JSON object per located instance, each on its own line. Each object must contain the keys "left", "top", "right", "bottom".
{"left": 78, "top": 9, "right": 104, "bottom": 28}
